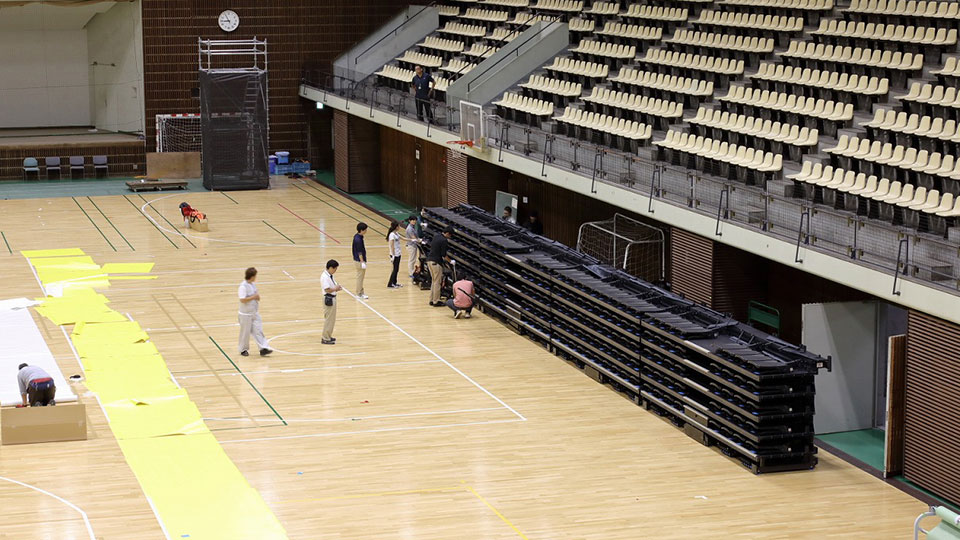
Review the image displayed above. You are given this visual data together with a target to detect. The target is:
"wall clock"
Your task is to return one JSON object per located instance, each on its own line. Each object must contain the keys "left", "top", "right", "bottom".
{"left": 218, "top": 10, "right": 240, "bottom": 32}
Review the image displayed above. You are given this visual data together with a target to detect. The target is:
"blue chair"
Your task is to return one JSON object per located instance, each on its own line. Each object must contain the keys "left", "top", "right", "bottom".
{"left": 69, "top": 156, "right": 85, "bottom": 179}
{"left": 93, "top": 155, "right": 108, "bottom": 178}
{"left": 22, "top": 158, "right": 40, "bottom": 180}
{"left": 45, "top": 157, "right": 61, "bottom": 180}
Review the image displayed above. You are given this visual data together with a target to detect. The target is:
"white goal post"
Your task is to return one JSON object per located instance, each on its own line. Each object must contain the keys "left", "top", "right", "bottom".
{"left": 577, "top": 213, "right": 666, "bottom": 283}
{"left": 156, "top": 114, "right": 202, "bottom": 153}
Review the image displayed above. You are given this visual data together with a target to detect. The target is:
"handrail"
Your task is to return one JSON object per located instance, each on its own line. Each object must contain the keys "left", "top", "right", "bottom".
{"left": 352, "top": 2, "right": 437, "bottom": 65}
{"left": 298, "top": 78, "right": 960, "bottom": 296}
{"left": 465, "top": 16, "right": 563, "bottom": 93}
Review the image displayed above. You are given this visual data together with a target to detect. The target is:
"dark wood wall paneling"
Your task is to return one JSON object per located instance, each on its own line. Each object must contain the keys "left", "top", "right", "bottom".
{"left": 466, "top": 156, "right": 509, "bottom": 211}
{"left": 670, "top": 228, "right": 871, "bottom": 343}
{"left": 334, "top": 112, "right": 380, "bottom": 193}
{"left": 712, "top": 244, "right": 768, "bottom": 322}
{"left": 446, "top": 149, "right": 469, "bottom": 207}
{"left": 0, "top": 143, "right": 146, "bottom": 180}
{"left": 378, "top": 126, "right": 449, "bottom": 208}
{"left": 462, "top": 164, "right": 670, "bottom": 254}
{"left": 333, "top": 111, "right": 350, "bottom": 191}
{"left": 670, "top": 229, "right": 714, "bottom": 306}
{"left": 904, "top": 311, "right": 960, "bottom": 504}
{"left": 141, "top": 0, "right": 404, "bottom": 158}
{"left": 379, "top": 126, "right": 418, "bottom": 205}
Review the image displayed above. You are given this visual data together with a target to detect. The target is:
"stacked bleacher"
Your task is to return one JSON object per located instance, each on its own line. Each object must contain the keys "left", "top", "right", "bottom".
{"left": 424, "top": 204, "right": 828, "bottom": 474}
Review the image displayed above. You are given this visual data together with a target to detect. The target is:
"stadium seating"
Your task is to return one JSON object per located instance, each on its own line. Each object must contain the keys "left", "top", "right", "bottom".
{"left": 363, "top": 0, "right": 960, "bottom": 243}
{"left": 553, "top": 107, "right": 653, "bottom": 151}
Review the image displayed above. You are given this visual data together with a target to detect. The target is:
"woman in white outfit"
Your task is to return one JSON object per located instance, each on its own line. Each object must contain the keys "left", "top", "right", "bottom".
{"left": 387, "top": 220, "right": 404, "bottom": 288}
{"left": 238, "top": 267, "right": 273, "bottom": 357}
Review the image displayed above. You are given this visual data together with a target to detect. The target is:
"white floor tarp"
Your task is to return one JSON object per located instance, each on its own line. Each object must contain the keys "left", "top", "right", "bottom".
{"left": 0, "top": 299, "right": 78, "bottom": 407}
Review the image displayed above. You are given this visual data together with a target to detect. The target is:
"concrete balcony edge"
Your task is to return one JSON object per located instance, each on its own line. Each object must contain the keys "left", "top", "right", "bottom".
{"left": 301, "top": 83, "right": 960, "bottom": 326}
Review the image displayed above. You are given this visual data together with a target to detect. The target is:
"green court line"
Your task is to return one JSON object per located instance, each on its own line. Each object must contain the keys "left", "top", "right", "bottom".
{"left": 221, "top": 192, "right": 239, "bottom": 204}
{"left": 298, "top": 182, "right": 390, "bottom": 229}
{"left": 138, "top": 194, "right": 198, "bottom": 249}
{"left": 123, "top": 195, "right": 179, "bottom": 249}
{"left": 209, "top": 336, "right": 287, "bottom": 426}
{"left": 0, "top": 231, "right": 10, "bottom": 254}
{"left": 291, "top": 183, "right": 387, "bottom": 236}
{"left": 262, "top": 220, "right": 295, "bottom": 244}
{"left": 87, "top": 196, "right": 135, "bottom": 251}
{"left": 72, "top": 197, "right": 117, "bottom": 251}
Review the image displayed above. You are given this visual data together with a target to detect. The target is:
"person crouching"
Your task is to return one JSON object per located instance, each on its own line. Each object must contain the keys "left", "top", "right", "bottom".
{"left": 18, "top": 363, "right": 55, "bottom": 407}
{"left": 447, "top": 275, "right": 475, "bottom": 319}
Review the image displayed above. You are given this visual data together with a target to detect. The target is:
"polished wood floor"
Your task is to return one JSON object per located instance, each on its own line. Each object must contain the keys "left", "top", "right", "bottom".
{"left": 0, "top": 177, "right": 927, "bottom": 539}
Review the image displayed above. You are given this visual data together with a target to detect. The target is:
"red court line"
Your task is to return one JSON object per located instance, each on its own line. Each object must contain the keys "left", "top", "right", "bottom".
{"left": 276, "top": 203, "right": 341, "bottom": 244}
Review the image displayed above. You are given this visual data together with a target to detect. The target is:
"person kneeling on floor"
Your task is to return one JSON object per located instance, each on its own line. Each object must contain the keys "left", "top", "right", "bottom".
{"left": 18, "top": 363, "right": 55, "bottom": 407}
{"left": 447, "top": 275, "right": 475, "bottom": 319}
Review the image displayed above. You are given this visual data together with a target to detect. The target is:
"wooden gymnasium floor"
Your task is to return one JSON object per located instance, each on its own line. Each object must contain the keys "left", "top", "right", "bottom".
{"left": 0, "top": 176, "right": 927, "bottom": 539}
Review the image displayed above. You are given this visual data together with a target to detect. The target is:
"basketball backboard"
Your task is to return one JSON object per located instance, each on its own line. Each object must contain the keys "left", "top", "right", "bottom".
{"left": 459, "top": 100, "right": 484, "bottom": 149}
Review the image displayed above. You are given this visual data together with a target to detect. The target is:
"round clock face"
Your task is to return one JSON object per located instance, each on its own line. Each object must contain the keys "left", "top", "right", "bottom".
{"left": 218, "top": 10, "right": 240, "bottom": 32}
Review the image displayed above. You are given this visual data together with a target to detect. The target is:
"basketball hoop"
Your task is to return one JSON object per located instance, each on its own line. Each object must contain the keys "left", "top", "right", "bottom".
{"left": 447, "top": 140, "right": 475, "bottom": 147}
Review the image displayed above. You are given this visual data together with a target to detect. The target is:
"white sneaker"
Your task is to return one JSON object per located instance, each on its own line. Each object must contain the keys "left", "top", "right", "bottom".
{"left": 464, "top": 313, "right": 471, "bottom": 319}
{"left": 454, "top": 310, "right": 463, "bottom": 319}
{"left": 359, "top": 294, "right": 369, "bottom": 300}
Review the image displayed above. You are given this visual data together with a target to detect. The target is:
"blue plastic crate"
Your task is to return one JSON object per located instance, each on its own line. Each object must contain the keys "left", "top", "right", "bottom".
{"left": 275, "top": 161, "right": 310, "bottom": 174}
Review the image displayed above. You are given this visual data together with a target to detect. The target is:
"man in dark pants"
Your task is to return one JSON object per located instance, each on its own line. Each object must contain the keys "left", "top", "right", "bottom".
{"left": 522, "top": 210, "right": 544, "bottom": 235}
{"left": 427, "top": 226, "right": 453, "bottom": 306}
{"left": 411, "top": 65, "right": 435, "bottom": 124}
{"left": 353, "top": 222, "right": 369, "bottom": 300}
{"left": 18, "top": 363, "right": 55, "bottom": 407}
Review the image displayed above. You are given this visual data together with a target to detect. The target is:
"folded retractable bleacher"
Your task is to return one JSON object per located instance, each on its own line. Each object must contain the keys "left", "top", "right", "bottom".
{"left": 423, "top": 204, "right": 829, "bottom": 474}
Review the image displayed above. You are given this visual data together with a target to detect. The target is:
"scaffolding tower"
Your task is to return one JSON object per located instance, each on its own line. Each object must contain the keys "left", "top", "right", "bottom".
{"left": 198, "top": 38, "right": 270, "bottom": 190}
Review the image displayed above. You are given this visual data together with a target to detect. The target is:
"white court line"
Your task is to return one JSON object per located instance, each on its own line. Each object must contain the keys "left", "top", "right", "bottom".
{"left": 343, "top": 289, "right": 526, "bottom": 421}
{"left": 205, "top": 407, "right": 505, "bottom": 423}
{"left": 26, "top": 260, "right": 47, "bottom": 296}
{"left": 144, "top": 495, "right": 172, "bottom": 540}
{"left": 175, "top": 360, "right": 441, "bottom": 379}
{"left": 138, "top": 193, "right": 391, "bottom": 250}
{"left": 0, "top": 476, "right": 96, "bottom": 540}
{"left": 222, "top": 418, "right": 525, "bottom": 444}
{"left": 144, "top": 315, "right": 375, "bottom": 333}
{"left": 60, "top": 326, "right": 110, "bottom": 423}
{"left": 100, "top": 277, "right": 326, "bottom": 295}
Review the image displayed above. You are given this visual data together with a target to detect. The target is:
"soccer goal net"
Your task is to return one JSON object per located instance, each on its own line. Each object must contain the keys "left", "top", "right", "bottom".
{"left": 156, "top": 114, "right": 202, "bottom": 152}
{"left": 577, "top": 213, "right": 666, "bottom": 283}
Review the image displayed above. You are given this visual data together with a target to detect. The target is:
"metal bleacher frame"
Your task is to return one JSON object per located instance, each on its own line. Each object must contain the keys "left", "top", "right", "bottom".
{"left": 424, "top": 204, "right": 831, "bottom": 474}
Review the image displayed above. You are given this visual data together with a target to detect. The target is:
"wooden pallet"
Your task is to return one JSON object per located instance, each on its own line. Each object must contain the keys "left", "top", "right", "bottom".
{"left": 126, "top": 179, "right": 188, "bottom": 192}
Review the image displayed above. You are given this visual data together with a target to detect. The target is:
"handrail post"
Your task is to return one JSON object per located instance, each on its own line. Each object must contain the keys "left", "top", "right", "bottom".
{"left": 541, "top": 134, "right": 554, "bottom": 177}
{"left": 647, "top": 164, "right": 662, "bottom": 214}
{"left": 498, "top": 120, "right": 508, "bottom": 163}
{"left": 795, "top": 208, "right": 810, "bottom": 263}
{"left": 893, "top": 237, "right": 909, "bottom": 296}
{"left": 716, "top": 185, "right": 729, "bottom": 237}
{"left": 396, "top": 95, "right": 403, "bottom": 127}
{"left": 590, "top": 148, "right": 602, "bottom": 194}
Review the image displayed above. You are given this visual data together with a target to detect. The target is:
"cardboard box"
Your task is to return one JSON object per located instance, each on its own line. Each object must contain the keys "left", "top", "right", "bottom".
{"left": 189, "top": 218, "right": 209, "bottom": 232}
{"left": 1, "top": 403, "right": 87, "bottom": 445}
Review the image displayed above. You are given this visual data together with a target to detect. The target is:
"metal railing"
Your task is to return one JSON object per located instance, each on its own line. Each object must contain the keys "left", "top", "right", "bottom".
{"left": 301, "top": 73, "right": 960, "bottom": 297}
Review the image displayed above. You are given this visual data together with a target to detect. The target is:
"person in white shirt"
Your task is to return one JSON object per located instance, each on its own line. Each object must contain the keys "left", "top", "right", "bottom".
{"left": 321, "top": 259, "right": 342, "bottom": 345}
{"left": 387, "top": 220, "right": 404, "bottom": 288}
{"left": 405, "top": 215, "right": 421, "bottom": 279}
{"left": 238, "top": 267, "right": 272, "bottom": 357}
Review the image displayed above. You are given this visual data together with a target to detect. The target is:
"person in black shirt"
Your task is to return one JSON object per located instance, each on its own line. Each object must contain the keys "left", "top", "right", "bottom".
{"left": 411, "top": 65, "right": 435, "bottom": 124}
{"left": 352, "top": 222, "right": 369, "bottom": 300}
{"left": 522, "top": 210, "right": 544, "bottom": 235}
{"left": 426, "top": 226, "right": 453, "bottom": 306}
